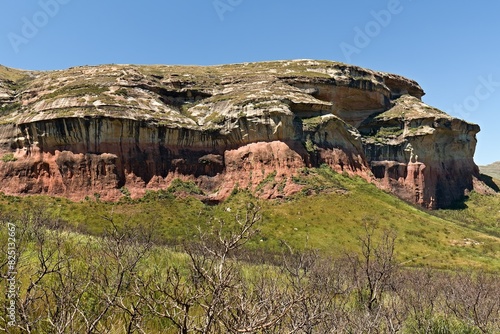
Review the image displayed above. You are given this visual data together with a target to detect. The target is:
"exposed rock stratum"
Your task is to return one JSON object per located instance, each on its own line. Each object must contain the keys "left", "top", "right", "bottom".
{"left": 0, "top": 60, "right": 482, "bottom": 208}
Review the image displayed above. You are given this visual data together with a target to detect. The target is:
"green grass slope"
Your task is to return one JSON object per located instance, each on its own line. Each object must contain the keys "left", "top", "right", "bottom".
{"left": 480, "top": 161, "right": 500, "bottom": 180}
{"left": 0, "top": 165, "right": 499, "bottom": 271}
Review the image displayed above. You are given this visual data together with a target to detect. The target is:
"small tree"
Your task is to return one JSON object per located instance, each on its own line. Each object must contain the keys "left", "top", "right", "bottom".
{"left": 77, "top": 215, "right": 153, "bottom": 333}
{"left": 139, "top": 203, "right": 263, "bottom": 333}
{"left": 349, "top": 221, "right": 398, "bottom": 311}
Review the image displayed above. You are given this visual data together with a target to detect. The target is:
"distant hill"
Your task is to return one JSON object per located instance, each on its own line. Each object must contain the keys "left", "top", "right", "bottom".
{"left": 480, "top": 161, "right": 500, "bottom": 180}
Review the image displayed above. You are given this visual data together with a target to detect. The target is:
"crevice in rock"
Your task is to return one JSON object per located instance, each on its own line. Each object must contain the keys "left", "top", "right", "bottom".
{"left": 138, "top": 84, "right": 212, "bottom": 107}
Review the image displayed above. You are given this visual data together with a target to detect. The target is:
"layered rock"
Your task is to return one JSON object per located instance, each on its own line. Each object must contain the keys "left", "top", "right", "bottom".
{"left": 0, "top": 60, "right": 481, "bottom": 208}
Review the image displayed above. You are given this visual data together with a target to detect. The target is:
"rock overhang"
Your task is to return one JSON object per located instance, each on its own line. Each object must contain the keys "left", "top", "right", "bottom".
{"left": 0, "top": 60, "right": 482, "bottom": 208}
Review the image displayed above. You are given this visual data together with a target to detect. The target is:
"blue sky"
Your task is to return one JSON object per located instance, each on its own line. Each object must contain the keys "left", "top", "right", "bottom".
{"left": 1, "top": 0, "right": 499, "bottom": 164}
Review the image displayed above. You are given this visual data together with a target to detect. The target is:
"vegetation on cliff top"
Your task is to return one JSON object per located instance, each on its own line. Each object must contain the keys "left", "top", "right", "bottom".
{"left": 375, "top": 95, "right": 449, "bottom": 121}
{"left": 0, "top": 60, "right": 424, "bottom": 127}
{"left": 0, "top": 65, "right": 31, "bottom": 83}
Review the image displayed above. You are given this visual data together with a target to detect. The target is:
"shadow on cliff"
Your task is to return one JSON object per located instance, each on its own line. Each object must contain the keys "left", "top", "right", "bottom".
{"left": 446, "top": 197, "right": 469, "bottom": 210}
{"left": 438, "top": 174, "right": 500, "bottom": 211}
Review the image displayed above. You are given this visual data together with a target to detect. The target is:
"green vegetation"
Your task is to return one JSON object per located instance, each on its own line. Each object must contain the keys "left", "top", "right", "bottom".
{"left": 376, "top": 125, "right": 404, "bottom": 137}
{"left": 304, "top": 137, "right": 318, "bottom": 153}
{"left": 0, "top": 166, "right": 498, "bottom": 271}
{"left": 1, "top": 200, "right": 499, "bottom": 333}
{"left": 41, "top": 84, "right": 108, "bottom": 100}
{"left": 204, "top": 111, "right": 225, "bottom": 124}
{"left": 302, "top": 115, "right": 324, "bottom": 130}
{"left": 0, "top": 153, "right": 16, "bottom": 162}
{"left": 0, "top": 102, "right": 21, "bottom": 116}
{"left": 434, "top": 190, "right": 500, "bottom": 238}
{"left": 0, "top": 165, "right": 499, "bottom": 332}
{"left": 364, "top": 125, "right": 406, "bottom": 144}
{"left": 290, "top": 165, "right": 346, "bottom": 194}
{"left": 256, "top": 171, "right": 277, "bottom": 192}
{"left": 376, "top": 95, "right": 448, "bottom": 120}
{"left": 0, "top": 60, "right": 388, "bottom": 128}
{"left": 114, "top": 87, "right": 130, "bottom": 97}
{"left": 0, "top": 65, "right": 31, "bottom": 83}
{"left": 167, "top": 178, "right": 204, "bottom": 195}
{"left": 119, "top": 186, "right": 131, "bottom": 198}
{"left": 0, "top": 61, "right": 497, "bottom": 332}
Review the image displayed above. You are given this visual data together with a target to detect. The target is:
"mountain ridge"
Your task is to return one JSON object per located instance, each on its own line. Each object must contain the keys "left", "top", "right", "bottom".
{"left": 0, "top": 60, "right": 484, "bottom": 208}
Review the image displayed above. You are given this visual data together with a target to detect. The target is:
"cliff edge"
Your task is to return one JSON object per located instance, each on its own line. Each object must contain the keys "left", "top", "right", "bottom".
{"left": 0, "top": 60, "right": 481, "bottom": 208}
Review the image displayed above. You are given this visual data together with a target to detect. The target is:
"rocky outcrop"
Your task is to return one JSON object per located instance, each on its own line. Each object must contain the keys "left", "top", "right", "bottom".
{"left": 359, "top": 95, "right": 480, "bottom": 208}
{"left": 0, "top": 60, "right": 481, "bottom": 208}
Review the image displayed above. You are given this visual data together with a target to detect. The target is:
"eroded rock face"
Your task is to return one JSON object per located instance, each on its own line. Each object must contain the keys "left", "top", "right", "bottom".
{"left": 359, "top": 95, "right": 480, "bottom": 208}
{"left": 0, "top": 60, "right": 481, "bottom": 208}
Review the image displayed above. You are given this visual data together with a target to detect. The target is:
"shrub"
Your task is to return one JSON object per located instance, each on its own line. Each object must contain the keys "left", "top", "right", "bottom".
{"left": 120, "top": 187, "right": 131, "bottom": 197}
{"left": 1, "top": 153, "right": 16, "bottom": 162}
{"left": 168, "top": 179, "right": 204, "bottom": 195}
{"left": 0, "top": 102, "right": 21, "bottom": 116}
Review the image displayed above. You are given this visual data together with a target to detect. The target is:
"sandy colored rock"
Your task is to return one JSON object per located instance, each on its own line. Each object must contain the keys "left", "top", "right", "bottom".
{"left": 0, "top": 60, "right": 484, "bottom": 208}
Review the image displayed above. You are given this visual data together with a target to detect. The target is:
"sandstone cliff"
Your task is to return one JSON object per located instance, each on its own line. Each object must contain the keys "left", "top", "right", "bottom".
{"left": 0, "top": 60, "right": 481, "bottom": 208}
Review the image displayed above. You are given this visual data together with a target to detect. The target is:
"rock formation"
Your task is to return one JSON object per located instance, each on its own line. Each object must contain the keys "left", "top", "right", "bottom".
{"left": 0, "top": 60, "right": 481, "bottom": 208}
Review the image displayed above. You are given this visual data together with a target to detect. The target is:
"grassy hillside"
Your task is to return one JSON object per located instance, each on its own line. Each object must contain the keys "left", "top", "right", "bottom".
{"left": 2, "top": 206, "right": 498, "bottom": 333}
{"left": 0, "top": 65, "right": 31, "bottom": 84}
{"left": 1, "top": 165, "right": 499, "bottom": 272}
{"left": 434, "top": 181, "right": 500, "bottom": 237}
{"left": 480, "top": 161, "right": 500, "bottom": 180}
{"left": 1, "top": 166, "right": 499, "bottom": 333}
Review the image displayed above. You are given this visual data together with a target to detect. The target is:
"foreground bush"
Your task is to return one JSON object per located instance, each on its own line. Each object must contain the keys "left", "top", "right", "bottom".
{"left": 1, "top": 206, "right": 499, "bottom": 333}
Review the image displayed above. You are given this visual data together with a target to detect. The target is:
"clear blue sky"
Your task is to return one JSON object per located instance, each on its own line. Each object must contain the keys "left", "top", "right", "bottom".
{"left": 1, "top": 0, "right": 499, "bottom": 164}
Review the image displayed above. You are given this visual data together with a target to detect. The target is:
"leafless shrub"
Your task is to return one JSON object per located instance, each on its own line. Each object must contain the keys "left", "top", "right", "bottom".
{"left": 394, "top": 268, "right": 445, "bottom": 333}
{"left": 347, "top": 221, "right": 398, "bottom": 308}
{"left": 444, "top": 271, "right": 500, "bottom": 333}
{"left": 2, "top": 205, "right": 499, "bottom": 334}
{"left": 78, "top": 216, "right": 153, "bottom": 333}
